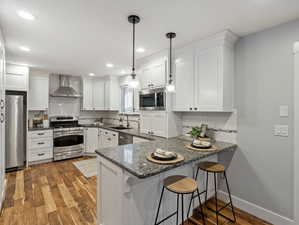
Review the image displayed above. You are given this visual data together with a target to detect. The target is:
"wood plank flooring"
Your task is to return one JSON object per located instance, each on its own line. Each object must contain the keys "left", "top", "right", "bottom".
{"left": 0, "top": 157, "right": 272, "bottom": 225}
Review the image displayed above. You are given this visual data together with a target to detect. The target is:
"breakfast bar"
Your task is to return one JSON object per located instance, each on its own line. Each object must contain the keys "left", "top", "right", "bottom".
{"left": 95, "top": 137, "right": 236, "bottom": 225}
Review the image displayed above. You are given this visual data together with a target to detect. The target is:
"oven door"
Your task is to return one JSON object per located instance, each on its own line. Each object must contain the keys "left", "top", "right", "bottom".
{"left": 139, "top": 91, "right": 156, "bottom": 110}
{"left": 53, "top": 134, "right": 84, "bottom": 152}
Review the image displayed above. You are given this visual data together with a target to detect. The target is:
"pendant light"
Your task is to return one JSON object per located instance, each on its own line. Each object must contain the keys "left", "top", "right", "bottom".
{"left": 166, "top": 32, "right": 176, "bottom": 92}
{"left": 128, "top": 15, "right": 140, "bottom": 88}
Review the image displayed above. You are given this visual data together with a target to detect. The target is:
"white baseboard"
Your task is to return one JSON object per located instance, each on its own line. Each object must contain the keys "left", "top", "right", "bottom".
{"left": 0, "top": 179, "right": 7, "bottom": 214}
{"left": 218, "top": 191, "right": 294, "bottom": 225}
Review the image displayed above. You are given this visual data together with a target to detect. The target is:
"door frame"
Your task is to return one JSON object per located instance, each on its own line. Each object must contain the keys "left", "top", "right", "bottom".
{"left": 294, "top": 42, "right": 299, "bottom": 225}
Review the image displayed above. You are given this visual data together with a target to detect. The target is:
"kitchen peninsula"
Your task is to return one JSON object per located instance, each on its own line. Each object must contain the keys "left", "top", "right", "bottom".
{"left": 95, "top": 137, "right": 236, "bottom": 225}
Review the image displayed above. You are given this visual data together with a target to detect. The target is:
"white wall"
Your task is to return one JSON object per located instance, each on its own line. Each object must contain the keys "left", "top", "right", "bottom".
{"left": 219, "top": 19, "right": 299, "bottom": 222}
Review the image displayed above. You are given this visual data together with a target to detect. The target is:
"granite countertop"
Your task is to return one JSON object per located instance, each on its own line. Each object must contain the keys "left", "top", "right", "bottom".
{"left": 28, "top": 127, "right": 53, "bottom": 131}
{"left": 80, "top": 123, "right": 157, "bottom": 140}
{"left": 95, "top": 137, "right": 237, "bottom": 179}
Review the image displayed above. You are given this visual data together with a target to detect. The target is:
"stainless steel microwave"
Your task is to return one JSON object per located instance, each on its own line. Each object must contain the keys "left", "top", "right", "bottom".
{"left": 139, "top": 88, "right": 166, "bottom": 110}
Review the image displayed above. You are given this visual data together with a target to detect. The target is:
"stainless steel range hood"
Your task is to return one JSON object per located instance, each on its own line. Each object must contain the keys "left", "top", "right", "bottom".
{"left": 51, "top": 75, "right": 81, "bottom": 98}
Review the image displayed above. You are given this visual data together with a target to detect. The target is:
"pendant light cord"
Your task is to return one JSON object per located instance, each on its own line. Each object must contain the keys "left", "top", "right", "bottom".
{"left": 169, "top": 36, "right": 172, "bottom": 82}
{"left": 132, "top": 19, "right": 135, "bottom": 75}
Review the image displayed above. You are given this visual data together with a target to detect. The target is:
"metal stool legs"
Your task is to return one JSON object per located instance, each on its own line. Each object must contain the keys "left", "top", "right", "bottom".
{"left": 205, "top": 170, "right": 237, "bottom": 224}
{"left": 154, "top": 187, "right": 205, "bottom": 225}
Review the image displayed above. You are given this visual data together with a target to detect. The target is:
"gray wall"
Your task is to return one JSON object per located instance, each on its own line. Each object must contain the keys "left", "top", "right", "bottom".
{"left": 219, "top": 19, "right": 299, "bottom": 219}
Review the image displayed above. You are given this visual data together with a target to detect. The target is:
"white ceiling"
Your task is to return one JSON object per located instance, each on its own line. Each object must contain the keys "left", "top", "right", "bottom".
{"left": 0, "top": 0, "right": 299, "bottom": 76}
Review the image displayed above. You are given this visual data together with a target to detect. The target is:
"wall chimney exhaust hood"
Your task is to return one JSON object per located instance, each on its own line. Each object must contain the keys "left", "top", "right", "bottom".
{"left": 51, "top": 75, "right": 81, "bottom": 98}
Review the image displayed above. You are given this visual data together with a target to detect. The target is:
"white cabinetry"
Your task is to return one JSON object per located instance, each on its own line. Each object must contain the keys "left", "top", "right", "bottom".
{"left": 82, "top": 76, "right": 119, "bottom": 111}
{"left": 85, "top": 128, "right": 99, "bottom": 153}
{"left": 104, "top": 77, "right": 120, "bottom": 110}
{"left": 173, "top": 30, "right": 238, "bottom": 112}
{"left": 138, "top": 51, "right": 168, "bottom": 89}
{"left": 28, "top": 71, "right": 49, "bottom": 111}
{"left": 28, "top": 130, "right": 53, "bottom": 163}
{"left": 6, "top": 63, "right": 29, "bottom": 91}
{"left": 93, "top": 79, "right": 105, "bottom": 110}
{"left": 99, "top": 129, "right": 118, "bottom": 148}
{"left": 82, "top": 77, "right": 93, "bottom": 110}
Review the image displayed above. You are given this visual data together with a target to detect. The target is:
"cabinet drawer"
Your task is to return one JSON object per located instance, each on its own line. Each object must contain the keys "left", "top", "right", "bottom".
{"left": 29, "top": 148, "right": 53, "bottom": 162}
{"left": 29, "top": 138, "right": 52, "bottom": 149}
{"left": 29, "top": 130, "right": 53, "bottom": 139}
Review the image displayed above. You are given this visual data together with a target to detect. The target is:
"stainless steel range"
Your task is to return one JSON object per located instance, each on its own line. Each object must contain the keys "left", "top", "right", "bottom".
{"left": 50, "top": 116, "right": 84, "bottom": 161}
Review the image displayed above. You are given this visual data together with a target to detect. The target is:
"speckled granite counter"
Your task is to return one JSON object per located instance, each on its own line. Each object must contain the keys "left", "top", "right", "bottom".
{"left": 80, "top": 123, "right": 157, "bottom": 140}
{"left": 28, "top": 127, "right": 53, "bottom": 131}
{"left": 95, "top": 137, "right": 236, "bottom": 179}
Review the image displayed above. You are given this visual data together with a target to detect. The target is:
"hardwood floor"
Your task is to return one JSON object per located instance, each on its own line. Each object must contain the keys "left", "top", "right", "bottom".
{"left": 0, "top": 157, "right": 272, "bottom": 225}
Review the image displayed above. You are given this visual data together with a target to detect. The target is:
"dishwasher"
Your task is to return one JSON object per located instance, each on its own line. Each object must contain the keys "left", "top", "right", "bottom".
{"left": 118, "top": 133, "right": 133, "bottom": 145}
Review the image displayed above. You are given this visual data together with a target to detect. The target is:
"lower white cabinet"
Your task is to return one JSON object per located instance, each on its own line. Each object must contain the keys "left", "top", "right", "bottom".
{"left": 28, "top": 130, "right": 53, "bottom": 163}
{"left": 99, "top": 129, "right": 118, "bottom": 148}
{"left": 85, "top": 128, "right": 99, "bottom": 153}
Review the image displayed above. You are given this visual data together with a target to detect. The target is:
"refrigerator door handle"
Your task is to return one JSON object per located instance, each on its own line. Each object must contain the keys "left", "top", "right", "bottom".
{"left": 0, "top": 113, "right": 4, "bottom": 123}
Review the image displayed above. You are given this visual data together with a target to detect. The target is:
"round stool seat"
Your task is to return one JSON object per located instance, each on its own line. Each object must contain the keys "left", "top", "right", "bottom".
{"left": 198, "top": 161, "right": 225, "bottom": 173}
{"left": 163, "top": 175, "right": 198, "bottom": 194}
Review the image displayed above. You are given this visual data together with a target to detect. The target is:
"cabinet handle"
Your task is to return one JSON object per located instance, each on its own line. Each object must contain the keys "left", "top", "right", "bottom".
{"left": 0, "top": 113, "right": 4, "bottom": 123}
{"left": 38, "top": 153, "right": 45, "bottom": 156}
{"left": 38, "top": 142, "right": 45, "bottom": 145}
{"left": 0, "top": 99, "right": 4, "bottom": 109}
{"left": 194, "top": 107, "right": 198, "bottom": 110}
{"left": 112, "top": 134, "right": 116, "bottom": 136}
{"left": 189, "top": 107, "right": 193, "bottom": 110}
{"left": 37, "top": 133, "right": 45, "bottom": 136}
{"left": 107, "top": 138, "right": 111, "bottom": 141}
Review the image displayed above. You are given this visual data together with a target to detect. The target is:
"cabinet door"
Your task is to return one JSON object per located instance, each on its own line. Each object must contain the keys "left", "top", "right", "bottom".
{"left": 104, "top": 78, "right": 120, "bottom": 111}
{"left": 140, "top": 113, "right": 152, "bottom": 134}
{"left": 93, "top": 78, "right": 105, "bottom": 110}
{"left": 82, "top": 78, "right": 93, "bottom": 110}
{"left": 151, "top": 60, "right": 167, "bottom": 87}
{"left": 5, "top": 64, "right": 29, "bottom": 91}
{"left": 173, "top": 46, "right": 195, "bottom": 111}
{"left": 85, "top": 128, "right": 99, "bottom": 153}
{"left": 139, "top": 66, "right": 152, "bottom": 89}
{"left": 151, "top": 112, "right": 167, "bottom": 137}
{"left": 29, "top": 74, "right": 49, "bottom": 111}
{"left": 196, "top": 46, "right": 221, "bottom": 110}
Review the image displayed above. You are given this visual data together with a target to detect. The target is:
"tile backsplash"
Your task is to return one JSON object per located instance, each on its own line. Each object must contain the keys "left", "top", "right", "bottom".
{"left": 181, "top": 111, "right": 237, "bottom": 143}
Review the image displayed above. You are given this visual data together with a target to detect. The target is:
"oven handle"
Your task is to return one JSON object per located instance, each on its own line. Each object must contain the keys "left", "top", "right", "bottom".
{"left": 54, "top": 132, "right": 83, "bottom": 138}
{"left": 55, "top": 149, "right": 83, "bottom": 156}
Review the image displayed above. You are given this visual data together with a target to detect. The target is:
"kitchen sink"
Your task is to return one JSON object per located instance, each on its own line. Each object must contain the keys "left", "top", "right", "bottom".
{"left": 110, "top": 126, "right": 131, "bottom": 130}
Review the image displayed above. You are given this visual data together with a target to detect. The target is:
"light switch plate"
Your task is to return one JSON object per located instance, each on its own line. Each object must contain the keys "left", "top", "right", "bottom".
{"left": 280, "top": 105, "right": 289, "bottom": 117}
{"left": 274, "top": 125, "right": 289, "bottom": 137}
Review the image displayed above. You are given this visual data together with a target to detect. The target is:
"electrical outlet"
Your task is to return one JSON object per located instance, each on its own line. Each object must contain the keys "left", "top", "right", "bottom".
{"left": 274, "top": 125, "right": 289, "bottom": 137}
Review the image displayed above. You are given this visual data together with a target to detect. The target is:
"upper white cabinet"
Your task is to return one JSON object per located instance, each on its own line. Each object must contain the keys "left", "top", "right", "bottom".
{"left": 93, "top": 78, "right": 105, "bottom": 110}
{"left": 137, "top": 51, "right": 168, "bottom": 89}
{"left": 6, "top": 63, "right": 29, "bottom": 91}
{"left": 173, "top": 31, "right": 238, "bottom": 112}
{"left": 82, "top": 76, "right": 119, "bottom": 111}
{"left": 28, "top": 70, "right": 49, "bottom": 111}
{"left": 104, "top": 77, "right": 120, "bottom": 111}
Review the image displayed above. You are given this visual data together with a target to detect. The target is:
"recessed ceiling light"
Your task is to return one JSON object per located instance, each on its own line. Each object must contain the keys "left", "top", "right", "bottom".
{"left": 89, "top": 73, "right": 95, "bottom": 76}
{"left": 106, "top": 63, "right": 114, "bottom": 68}
{"left": 19, "top": 46, "right": 30, "bottom": 52}
{"left": 17, "top": 10, "right": 35, "bottom": 21}
{"left": 136, "top": 47, "right": 145, "bottom": 53}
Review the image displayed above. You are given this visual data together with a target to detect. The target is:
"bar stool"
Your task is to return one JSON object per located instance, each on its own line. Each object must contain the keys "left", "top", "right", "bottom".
{"left": 154, "top": 175, "right": 206, "bottom": 225}
{"left": 191, "top": 161, "right": 236, "bottom": 225}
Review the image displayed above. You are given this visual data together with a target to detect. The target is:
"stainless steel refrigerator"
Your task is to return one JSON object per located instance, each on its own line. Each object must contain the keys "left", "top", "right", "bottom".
{"left": 5, "top": 91, "right": 26, "bottom": 170}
